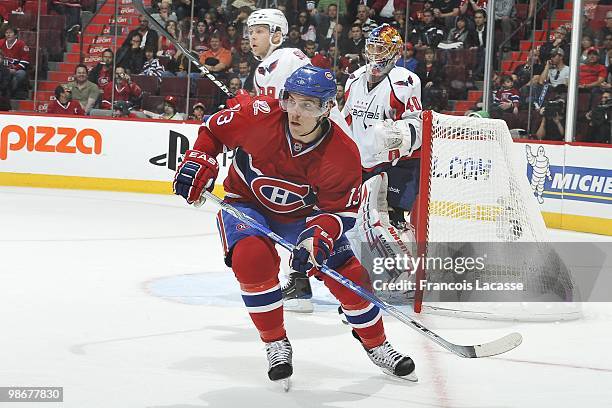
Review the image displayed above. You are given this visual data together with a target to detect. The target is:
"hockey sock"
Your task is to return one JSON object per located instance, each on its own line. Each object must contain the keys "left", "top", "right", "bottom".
{"left": 324, "top": 257, "right": 386, "bottom": 349}
{"left": 232, "top": 236, "right": 286, "bottom": 343}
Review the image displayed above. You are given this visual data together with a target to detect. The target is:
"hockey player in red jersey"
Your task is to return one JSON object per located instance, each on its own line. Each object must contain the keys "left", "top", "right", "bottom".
{"left": 173, "top": 65, "right": 417, "bottom": 388}
{"left": 0, "top": 27, "right": 30, "bottom": 99}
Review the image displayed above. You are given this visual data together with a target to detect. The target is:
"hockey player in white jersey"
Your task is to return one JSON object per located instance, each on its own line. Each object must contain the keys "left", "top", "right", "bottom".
{"left": 247, "top": 9, "right": 310, "bottom": 98}
{"left": 343, "top": 24, "right": 423, "bottom": 305}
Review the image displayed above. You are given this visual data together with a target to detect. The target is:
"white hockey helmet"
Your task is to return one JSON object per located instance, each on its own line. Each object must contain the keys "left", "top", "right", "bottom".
{"left": 247, "top": 9, "right": 289, "bottom": 37}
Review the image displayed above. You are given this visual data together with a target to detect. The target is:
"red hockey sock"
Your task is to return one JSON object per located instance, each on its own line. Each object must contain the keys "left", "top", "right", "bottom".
{"left": 232, "top": 236, "right": 286, "bottom": 343}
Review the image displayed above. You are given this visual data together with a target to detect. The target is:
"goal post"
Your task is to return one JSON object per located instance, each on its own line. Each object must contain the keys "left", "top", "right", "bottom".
{"left": 412, "top": 111, "right": 581, "bottom": 321}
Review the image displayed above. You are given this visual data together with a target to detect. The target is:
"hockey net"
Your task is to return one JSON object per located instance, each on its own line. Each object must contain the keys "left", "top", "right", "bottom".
{"left": 413, "top": 111, "right": 581, "bottom": 321}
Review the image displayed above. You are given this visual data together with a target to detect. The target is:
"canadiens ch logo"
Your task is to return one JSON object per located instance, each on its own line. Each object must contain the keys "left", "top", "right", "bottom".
{"left": 236, "top": 223, "right": 249, "bottom": 231}
{"left": 252, "top": 100, "right": 271, "bottom": 115}
{"left": 251, "top": 177, "right": 313, "bottom": 213}
{"left": 293, "top": 142, "right": 302, "bottom": 152}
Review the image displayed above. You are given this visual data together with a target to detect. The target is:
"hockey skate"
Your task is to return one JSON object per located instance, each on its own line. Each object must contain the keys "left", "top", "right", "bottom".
{"left": 265, "top": 338, "right": 293, "bottom": 392}
{"left": 282, "top": 271, "right": 314, "bottom": 313}
{"left": 365, "top": 340, "right": 418, "bottom": 382}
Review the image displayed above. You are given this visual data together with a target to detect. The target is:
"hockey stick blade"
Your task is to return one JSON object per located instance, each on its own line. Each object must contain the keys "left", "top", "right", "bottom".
{"left": 132, "top": 0, "right": 233, "bottom": 98}
{"left": 200, "top": 191, "right": 523, "bottom": 358}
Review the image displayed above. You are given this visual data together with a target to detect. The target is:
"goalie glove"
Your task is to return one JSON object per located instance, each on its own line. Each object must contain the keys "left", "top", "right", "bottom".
{"left": 173, "top": 149, "right": 219, "bottom": 205}
{"left": 290, "top": 225, "right": 335, "bottom": 276}
{"left": 372, "top": 119, "right": 420, "bottom": 163}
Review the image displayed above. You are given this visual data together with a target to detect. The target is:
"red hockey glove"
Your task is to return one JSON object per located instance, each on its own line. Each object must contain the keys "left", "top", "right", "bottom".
{"left": 226, "top": 89, "right": 250, "bottom": 108}
{"left": 173, "top": 149, "right": 219, "bottom": 204}
{"left": 290, "top": 225, "right": 335, "bottom": 276}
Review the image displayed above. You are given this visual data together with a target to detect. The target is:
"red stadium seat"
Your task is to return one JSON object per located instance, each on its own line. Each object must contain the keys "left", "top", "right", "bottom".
{"left": 159, "top": 77, "right": 189, "bottom": 96}
{"left": 131, "top": 75, "right": 159, "bottom": 95}
{"left": 9, "top": 13, "right": 37, "bottom": 31}
{"left": 39, "top": 15, "right": 66, "bottom": 31}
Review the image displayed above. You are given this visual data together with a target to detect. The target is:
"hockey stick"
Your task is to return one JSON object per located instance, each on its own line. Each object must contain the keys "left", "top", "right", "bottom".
{"left": 201, "top": 191, "right": 523, "bottom": 358}
{"left": 132, "top": 0, "right": 233, "bottom": 98}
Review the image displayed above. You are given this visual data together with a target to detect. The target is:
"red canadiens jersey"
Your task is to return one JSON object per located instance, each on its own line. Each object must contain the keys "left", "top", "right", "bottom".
{"left": 0, "top": 38, "right": 30, "bottom": 70}
{"left": 194, "top": 97, "right": 362, "bottom": 229}
{"left": 47, "top": 100, "right": 85, "bottom": 116}
{"left": 100, "top": 81, "right": 142, "bottom": 109}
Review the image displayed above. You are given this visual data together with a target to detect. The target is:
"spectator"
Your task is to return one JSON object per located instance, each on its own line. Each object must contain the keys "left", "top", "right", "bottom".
{"left": 580, "top": 35, "right": 595, "bottom": 65}
{"left": 396, "top": 42, "right": 417, "bottom": 72}
{"left": 190, "top": 102, "right": 206, "bottom": 121}
{"left": 157, "top": 20, "right": 182, "bottom": 74}
{"left": 371, "top": 0, "right": 407, "bottom": 25}
{"left": 538, "top": 48, "right": 569, "bottom": 93}
{"left": 142, "top": 45, "right": 168, "bottom": 80}
{"left": 579, "top": 48, "right": 606, "bottom": 91}
{"left": 228, "top": 76, "right": 242, "bottom": 93}
{"left": 88, "top": 49, "right": 114, "bottom": 88}
{"left": 0, "top": 26, "right": 30, "bottom": 99}
{"left": 151, "top": 0, "right": 177, "bottom": 26}
{"left": 341, "top": 23, "right": 366, "bottom": 63}
{"left": 237, "top": 59, "right": 251, "bottom": 87}
{"left": 597, "top": 11, "right": 612, "bottom": 47}
{"left": 315, "top": 4, "right": 338, "bottom": 49}
{"left": 143, "top": 95, "right": 185, "bottom": 120}
{"left": 539, "top": 26, "right": 569, "bottom": 64}
{"left": 203, "top": 11, "right": 225, "bottom": 35}
{"left": 0, "top": 49, "right": 12, "bottom": 99}
{"left": 47, "top": 85, "right": 85, "bottom": 116}
{"left": 336, "top": 82, "right": 345, "bottom": 111}
{"left": 66, "top": 64, "right": 101, "bottom": 115}
{"left": 100, "top": 66, "right": 143, "bottom": 109}
{"left": 199, "top": 32, "right": 232, "bottom": 76}
{"left": 310, "top": 43, "right": 333, "bottom": 69}
{"left": 415, "top": 47, "right": 447, "bottom": 110}
{"left": 223, "top": 23, "right": 242, "bottom": 53}
{"left": 600, "top": 34, "right": 612, "bottom": 67}
{"left": 494, "top": 0, "right": 515, "bottom": 51}
{"left": 467, "top": 9, "right": 486, "bottom": 79}
{"left": 50, "top": 0, "right": 81, "bottom": 42}
{"left": 111, "top": 100, "right": 140, "bottom": 118}
{"left": 412, "top": 9, "right": 445, "bottom": 51}
{"left": 414, "top": 0, "right": 435, "bottom": 22}
{"left": 433, "top": 0, "right": 460, "bottom": 30}
{"left": 491, "top": 75, "right": 519, "bottom": 117}
{"left": 585, "top": 91, "right": 612, "bottom": 144}
{"left": 536, "top": 99, "right": 565, "bottom": 141}
{"left": 389, "top": 9, "right": 414, "bottom": 39}
{"left": 192, "top": 20, "right": 211, "bottom": 54}
{"left": 284, "top": 25, "right": 306, "bottom": 50}
{"left": 174, "top": 0, "right": 208, "bottom": 22}
{"left": 117, "top": 33, "right": 146, "bottom": 74}
{"left": 459, "top": 0, "right": 487, "bottom": 19}
{"left": 231, "top": 38, "right": 257, "bottom": 72}
{"left": 513, "top": 47, "right": 543, "bottom": 90}
{"left": 446, "top": 15, "right": 470, "bottom": 47}
{"left": 124, "top": 15, "right": 159, "bottom": 54}
{"left": 355, "top": 5, "right": 378, "bottom": 36}
{"left": 297, "top": 11, "right": 316, "bottom": 42}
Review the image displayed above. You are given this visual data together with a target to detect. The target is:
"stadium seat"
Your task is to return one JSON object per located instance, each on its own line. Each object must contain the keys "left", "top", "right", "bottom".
{"left": 23, "top": 0, "right": 47, "bottom": 15}
{"left": 195, "top": 78, "right": 221, "bottom": 98}
{"left": 159, "top": 77, "right": 189, "bottom": 96}
{"left": 132, "top": 75, "right": 159, "bottom": 96}
{"left": 39, "top": 15, "right": 66, "bottom": 31}
{"left": 9, "top": 13, "right": 37, "bottom": 31}
{"left": 142, "top": 95, "right": 165, "bottom": 112}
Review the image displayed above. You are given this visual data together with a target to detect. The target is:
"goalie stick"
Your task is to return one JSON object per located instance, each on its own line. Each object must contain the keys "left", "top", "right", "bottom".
{"left": 200, "top": 191, "right": 523, "bottom": 358}
{"left": 132, "top": 0, "right": 233, "bottom": 98}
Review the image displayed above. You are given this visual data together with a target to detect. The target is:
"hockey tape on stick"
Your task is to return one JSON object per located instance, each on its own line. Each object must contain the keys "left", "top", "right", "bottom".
{"left": 133, "top": 0, "right": 233, "bottom": 98}
{"left": 200, "top": 191, "right": 523, "bottom": 358}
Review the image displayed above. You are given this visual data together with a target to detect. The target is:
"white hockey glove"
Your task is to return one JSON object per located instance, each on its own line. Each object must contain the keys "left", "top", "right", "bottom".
{"left": 372, "top": 119, "right": 420, "bottom": 164}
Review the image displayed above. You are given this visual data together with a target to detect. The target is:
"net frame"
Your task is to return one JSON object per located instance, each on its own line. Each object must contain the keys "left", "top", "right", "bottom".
{"left": 413, "top": 111, "right": 581, "bottom": 321}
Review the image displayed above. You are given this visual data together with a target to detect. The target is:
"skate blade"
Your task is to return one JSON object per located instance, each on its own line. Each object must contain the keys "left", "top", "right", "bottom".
{"left": 274, "top": 378, "right": 291, "bottom": 392}
{"left": 283, "top": 298, "right": 314, "bottom": 313}
{"left": 382, "top": 368, "right": 418, "bottom": 383}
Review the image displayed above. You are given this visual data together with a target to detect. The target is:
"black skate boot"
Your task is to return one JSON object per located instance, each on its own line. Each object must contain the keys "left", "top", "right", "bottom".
{"left": 365, "top": 340, "right": 418, "bottom": 381}
{"left": 265, "top": 338, "right": 293, "bottom": 391}
{"left": 282, "top": 271, "right": 314, "bottom": 313}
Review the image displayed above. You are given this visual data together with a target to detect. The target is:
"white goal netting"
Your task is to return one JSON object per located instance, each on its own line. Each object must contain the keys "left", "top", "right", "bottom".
{"left": 416, "top": 112, "right": 581, "bottom": 321}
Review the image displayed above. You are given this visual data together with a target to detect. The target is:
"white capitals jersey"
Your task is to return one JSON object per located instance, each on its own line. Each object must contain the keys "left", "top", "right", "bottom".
{"left": 343, "top": 65, "right": 422, "bottom": 170}
{"left": 254, "top": 47, "right": 310, "bottom": 98}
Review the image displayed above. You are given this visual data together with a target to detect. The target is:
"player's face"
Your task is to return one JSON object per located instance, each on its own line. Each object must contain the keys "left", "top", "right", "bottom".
{"left": 248, "top": 25, "right": 272, "bottom": 58}
{"left": 285, "top": 93, "right": 327, "bottom": 142}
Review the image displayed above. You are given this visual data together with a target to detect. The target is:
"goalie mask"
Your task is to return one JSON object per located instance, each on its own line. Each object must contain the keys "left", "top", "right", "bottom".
{"left": 365, "top": 24, "right": 403, "bottom": 82}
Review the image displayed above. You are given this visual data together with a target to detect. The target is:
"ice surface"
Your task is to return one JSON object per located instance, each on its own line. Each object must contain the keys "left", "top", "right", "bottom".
{"left": 1, "top": 187, "right": 611, "bottom": 408}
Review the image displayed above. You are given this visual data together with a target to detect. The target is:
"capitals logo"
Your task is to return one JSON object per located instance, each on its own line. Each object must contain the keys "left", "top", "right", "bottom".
{"left": 258, "top": 60, "right": 279, "bottom": 76}
{"left": 251, "top": 177, "right": 315, "bottom": 213}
